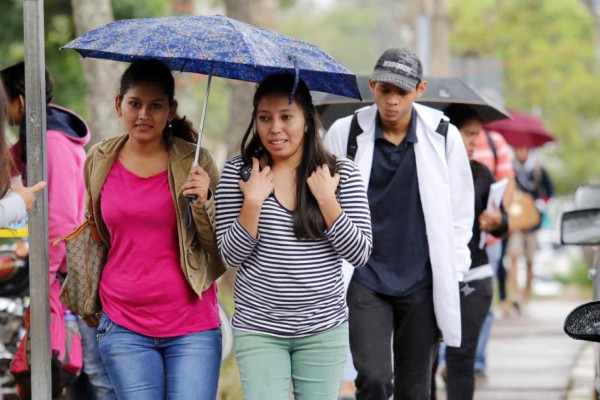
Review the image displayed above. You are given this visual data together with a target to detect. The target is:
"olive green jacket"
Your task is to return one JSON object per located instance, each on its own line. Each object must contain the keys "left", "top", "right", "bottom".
{"left": 84, "top": 134, "right": 227, "bottom": 297}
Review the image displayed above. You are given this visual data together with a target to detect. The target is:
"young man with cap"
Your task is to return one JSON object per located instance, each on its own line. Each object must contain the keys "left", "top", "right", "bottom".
{"left": 324, "top": 47, "right": 474, "bottom": 399}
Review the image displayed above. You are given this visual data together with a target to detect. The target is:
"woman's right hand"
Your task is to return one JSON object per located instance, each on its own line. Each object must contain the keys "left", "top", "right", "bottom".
{"left": 12, "top": 181, "right": 47, "bottom": 211}
{"left": 238, "top": 158, "right": 274, "bottom": 206}
{"left": 479, "top": 201, "right": 502, "bottom": 232}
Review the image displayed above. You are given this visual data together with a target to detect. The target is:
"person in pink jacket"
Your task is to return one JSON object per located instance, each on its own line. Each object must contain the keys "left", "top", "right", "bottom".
{"left": 0, "top": 61, "right": 112, "bottom": 399}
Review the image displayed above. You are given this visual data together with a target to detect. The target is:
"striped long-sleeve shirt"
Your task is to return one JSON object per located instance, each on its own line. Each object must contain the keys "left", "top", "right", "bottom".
{"left": 215, "top": 155, "right": 372, "bottom": 337}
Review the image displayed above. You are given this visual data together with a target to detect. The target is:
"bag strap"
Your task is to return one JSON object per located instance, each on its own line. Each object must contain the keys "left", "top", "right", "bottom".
{"left": 483, "top": 129, "right": 498, "bottom": 174}
{"left": 84, "top": 197, "right": 103, "bottom": 244}
{"left": 346, "top": 113, "right": 363, "bottom": 161}
{"left": 435, "top": 118, "right": 449, "bottom": 149}
{"left": 532, "top": 164, "right": 543, "bottom": 188}
{"left": 52, "top": 221, "right": 90, "bottom": 246}
{"left": 52, "top": 215, "right": 102, "bottom": 246}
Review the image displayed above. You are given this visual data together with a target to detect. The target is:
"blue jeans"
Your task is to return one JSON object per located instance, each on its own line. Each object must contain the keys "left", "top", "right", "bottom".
{"left": 97, "top": 314, "right": 222, "bottom": 400}
{"left": 77, "top": 319, "right": 117, "bottom": 400}
{"left": 474, "top": 241, "right": 503, "bottom": 372}
{"left": 475, "top": 312, "right": 494, "bottom": 371}
{"left": 342, "top": 348, "right": 357, "bottom": 381}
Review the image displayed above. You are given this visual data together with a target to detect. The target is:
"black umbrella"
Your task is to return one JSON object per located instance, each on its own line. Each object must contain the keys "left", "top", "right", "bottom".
{"left": 419, "top": 77, "right": 509, "bottom": 123}
{"left": 313, "top": 76, "right": 371, "bottom": 130}
{"left": 314, "top": 75, "right": 509, "bottom": 130}
{"left": 313, "top": 75, "right": 372, "bottom": 130}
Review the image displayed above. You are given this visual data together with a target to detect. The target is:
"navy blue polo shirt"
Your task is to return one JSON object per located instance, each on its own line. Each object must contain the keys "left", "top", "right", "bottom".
{"left": 354, "top": 109, "right": 432, "bottom": 296}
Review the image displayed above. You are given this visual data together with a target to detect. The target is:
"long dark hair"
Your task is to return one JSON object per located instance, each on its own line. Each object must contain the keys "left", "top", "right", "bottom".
{"left": 0, "top": 61, "right": 54, "bottom": 165}
{"left": 0, "top": 84, "right": 13, "bottom": 198}
{"left": 117, "top": 59, "right": 197, "bottom": 145}
{"left": 240, "top": 73, "right": 337, "bottom": 240}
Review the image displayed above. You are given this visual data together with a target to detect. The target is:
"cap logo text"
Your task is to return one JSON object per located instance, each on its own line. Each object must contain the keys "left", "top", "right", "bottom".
{"left": 382, "top": 60, "right": 413, "bottom": 74}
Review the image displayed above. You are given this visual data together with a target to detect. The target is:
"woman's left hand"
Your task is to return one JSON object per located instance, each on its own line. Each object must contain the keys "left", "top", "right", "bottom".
{"left": 307, "top": 164, "right": 340, "bottom": 204}
{"left": 183, "top": 165, "right": 211, "bottom": 205}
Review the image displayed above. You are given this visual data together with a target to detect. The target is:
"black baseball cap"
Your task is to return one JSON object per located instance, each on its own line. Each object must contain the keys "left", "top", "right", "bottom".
{"left": 371, "top": 47, "right": 423, "bottom": 91}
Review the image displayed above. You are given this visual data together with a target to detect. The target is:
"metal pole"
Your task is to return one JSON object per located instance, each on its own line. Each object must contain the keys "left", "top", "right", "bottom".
{"left": 23, "top": 0, "right": 52, "bottom": 399}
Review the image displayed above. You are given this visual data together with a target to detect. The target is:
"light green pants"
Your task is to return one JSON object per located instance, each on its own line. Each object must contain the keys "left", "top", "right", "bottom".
{"left": 234, "top": 322, "right": 348, "bottom": 400}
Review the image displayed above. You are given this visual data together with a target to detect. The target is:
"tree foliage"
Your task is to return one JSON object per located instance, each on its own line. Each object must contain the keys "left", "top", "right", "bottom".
{"left": 6, "top": 0, "right": 598, "bottom": 194}
{"left": 450, "top": 0, "right": 600, "bottom": 193}
{"left": 279, "top": 3, "right": 387, "bottom": 76}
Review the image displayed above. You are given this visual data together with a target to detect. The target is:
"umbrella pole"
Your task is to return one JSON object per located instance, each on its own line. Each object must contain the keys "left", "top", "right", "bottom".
{"left": 185, "top": 74, "right": 212, "bottom": 209}
{"left": 193, "top": 74, "right": 212, "bottom": 167}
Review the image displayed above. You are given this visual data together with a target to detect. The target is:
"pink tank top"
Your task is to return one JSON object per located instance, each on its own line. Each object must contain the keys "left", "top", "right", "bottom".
{"left": 99, "top": 159, "right": 219, "bottom": 337}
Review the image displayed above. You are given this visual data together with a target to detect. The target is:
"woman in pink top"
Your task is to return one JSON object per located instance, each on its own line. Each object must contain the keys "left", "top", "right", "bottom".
{"left": 84, "top": 60, "right": 226, "bottom": 400}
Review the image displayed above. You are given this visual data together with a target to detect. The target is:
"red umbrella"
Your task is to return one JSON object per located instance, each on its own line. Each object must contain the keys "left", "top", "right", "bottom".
{"left": 484, "top": 109, "right": 556, "bottom": 148}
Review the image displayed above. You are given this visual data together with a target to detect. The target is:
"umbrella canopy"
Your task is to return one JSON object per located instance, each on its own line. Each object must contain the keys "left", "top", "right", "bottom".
{"left": 484, "top": 109, "right": 556, "bottom": 148}
{"left": 313, "top": 75, "right": 508, "bottom": 130}
{"left": 61, "top": 14, "right": 361, "bottom": 100}
{"left": 62, "top": 14, "right": 361, "bottom": 173}
{"left": 418, "top": 77, "right": 509, "bottom": 123}
{"left": 313, "top": 75, "right": 373, "bottom": 129}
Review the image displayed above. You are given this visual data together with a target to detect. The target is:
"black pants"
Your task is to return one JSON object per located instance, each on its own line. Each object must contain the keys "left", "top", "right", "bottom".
{"left": 348, "top": 280, "right": 439, "bottom": 400}
{"left": 497, "top": 238, "right": 508, "bottom": 301}
{"left": 445, "top": 277, "right": 493, "bottom": 400}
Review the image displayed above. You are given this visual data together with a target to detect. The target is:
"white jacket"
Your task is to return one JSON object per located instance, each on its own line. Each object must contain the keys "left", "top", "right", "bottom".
{"left": 324, "top": 103, "right": 474, "bottom": 347}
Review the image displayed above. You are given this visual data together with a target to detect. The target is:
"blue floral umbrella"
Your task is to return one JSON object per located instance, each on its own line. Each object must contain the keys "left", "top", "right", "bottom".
{"left": 62, "top": 14, "right": 361, "bottom": 167}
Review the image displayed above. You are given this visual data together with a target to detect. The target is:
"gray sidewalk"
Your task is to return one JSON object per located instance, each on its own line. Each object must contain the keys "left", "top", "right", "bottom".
{"left": 437, "top": 297, "right": 596, "bottom": 400}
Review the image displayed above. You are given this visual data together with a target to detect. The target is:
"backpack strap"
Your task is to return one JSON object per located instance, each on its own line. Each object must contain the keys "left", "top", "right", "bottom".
{"left": 483, "top": 129, "right": 498, "bottom": 174}
{"left": 348, "top": 114, "right": 448, "bottom": 159}
{"left": 435, "top": 118, "right": 449, "bottom": 148}
{"left": 346, "top": 113, "right": 363, "bottom": 161}
{"left": 532, "top": 163, "right": 544, "bottom": 193}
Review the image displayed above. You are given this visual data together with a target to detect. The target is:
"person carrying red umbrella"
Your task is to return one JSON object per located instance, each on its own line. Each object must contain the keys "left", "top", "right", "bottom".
{"left": 507, "top": 147, "right": 554, "bottom": 301}
{"left": 484, "top": 110, "right": 555, "bottom": 305}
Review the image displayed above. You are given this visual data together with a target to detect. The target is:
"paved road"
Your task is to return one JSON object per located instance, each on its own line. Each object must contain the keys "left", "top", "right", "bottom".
{"left": 436, "top": 297, "right": 595, "bottom": 400}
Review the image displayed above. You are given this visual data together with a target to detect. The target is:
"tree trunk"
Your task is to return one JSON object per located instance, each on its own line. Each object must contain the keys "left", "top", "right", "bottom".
{"left": 69, "top": 0, "right": 123, "bottom": 145}
{"left": 430, "top": 0, "right": 450, "bottom": 76}
{"left": 410, "top": 0, "right": 450, "bottom": 76}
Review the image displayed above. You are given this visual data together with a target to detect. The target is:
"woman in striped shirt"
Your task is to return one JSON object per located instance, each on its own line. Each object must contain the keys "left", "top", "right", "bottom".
{"left": 215, "top": 73, "right": 372, "bottom": 400}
